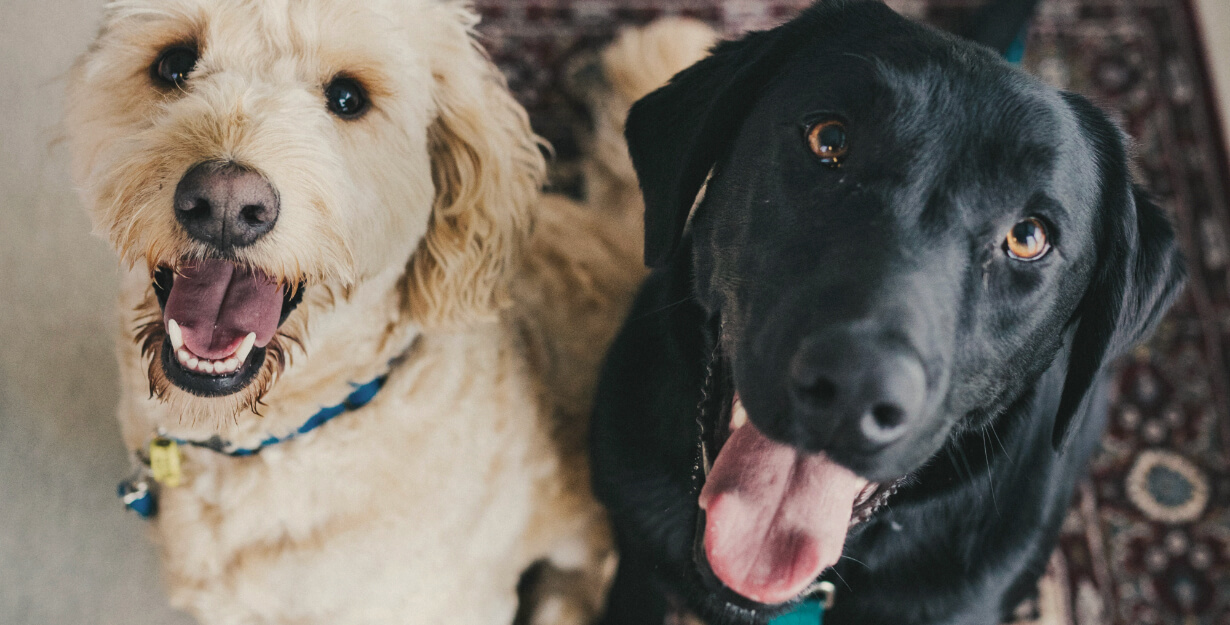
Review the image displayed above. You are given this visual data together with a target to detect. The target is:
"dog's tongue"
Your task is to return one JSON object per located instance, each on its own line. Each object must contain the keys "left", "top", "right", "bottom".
{"left": 698, "top": 401, "right": 867, "bottom": 605}
{"left": 163, "top": 259, "right": 283, "bottom": 360}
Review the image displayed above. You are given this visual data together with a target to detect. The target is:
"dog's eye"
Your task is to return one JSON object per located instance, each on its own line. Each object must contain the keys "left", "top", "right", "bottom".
{"left": 1004, "top": 218, "right": 1051, "bottom": 261}
{"left": 152, "top": 47, "right": 198, "bottom": 87}
{"left": 806, "top": 120, "right": 848, "bottom": 167}
{"left": 325, "top": 77, "right": 369, "bottom": 119}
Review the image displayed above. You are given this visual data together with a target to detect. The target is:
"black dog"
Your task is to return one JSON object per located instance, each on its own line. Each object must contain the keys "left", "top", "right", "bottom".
{"left": 590, "top": 1, "right": 1186, "bottom": 623}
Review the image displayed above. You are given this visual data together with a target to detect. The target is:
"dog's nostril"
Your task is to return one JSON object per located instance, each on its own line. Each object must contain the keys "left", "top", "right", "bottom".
{"left": 181, "top": 197, "right": 212, "bottom": 219}
{"left": 870, "top": 404, "right": 906, "bottom": 430}
{"left": 801, "top": 378, "right": 838, "bottom": 406}
{"left": 860, "top": 402, "right": 912, "bottom": 445}
{"left": 240, "top": 204, "right": 266, "bottom": 226}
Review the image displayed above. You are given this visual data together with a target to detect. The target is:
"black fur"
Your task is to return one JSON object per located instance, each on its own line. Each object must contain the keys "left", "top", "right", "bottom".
{"left": 592, "top": 1, "right": 1186, "bottom": 623}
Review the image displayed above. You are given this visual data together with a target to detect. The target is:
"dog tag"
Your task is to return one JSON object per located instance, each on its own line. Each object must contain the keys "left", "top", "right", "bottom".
{"left": 149, "top": 437, "right": 183, "bottom": 487}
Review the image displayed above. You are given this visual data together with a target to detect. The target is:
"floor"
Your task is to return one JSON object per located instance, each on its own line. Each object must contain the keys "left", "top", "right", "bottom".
{"left": 0, "top": 1, "right": 195, "bottom": 623}
{"left": 0, "top": 2, "right": 1225, "bottom": 625}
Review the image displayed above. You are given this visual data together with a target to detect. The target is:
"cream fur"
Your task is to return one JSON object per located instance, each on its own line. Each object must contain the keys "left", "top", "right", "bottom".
{"left": 64, "top": 2, "right": 712, "bottom": 623}
{"left": 572, "top": 17, "right": 719, "bottom": 235}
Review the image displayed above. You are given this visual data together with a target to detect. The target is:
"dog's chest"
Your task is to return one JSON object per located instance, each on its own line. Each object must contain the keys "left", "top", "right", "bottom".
{"left": 151, "top": 368, "right": 556, "bottom": 621}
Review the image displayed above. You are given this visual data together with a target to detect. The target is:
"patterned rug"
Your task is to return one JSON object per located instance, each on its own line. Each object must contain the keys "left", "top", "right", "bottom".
{"left": 473, "top": 1, "right": 1230, "bottom": 623}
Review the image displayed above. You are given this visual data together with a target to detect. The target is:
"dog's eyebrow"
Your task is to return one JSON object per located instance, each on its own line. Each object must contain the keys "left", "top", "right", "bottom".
{"left": 1023, "top": 193, "right": 1065, "bottom": 221}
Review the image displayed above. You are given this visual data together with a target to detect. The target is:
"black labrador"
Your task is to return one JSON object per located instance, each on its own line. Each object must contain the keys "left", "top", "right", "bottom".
{"left": 590, "top": 1, "right": 1186, "bottom": 623}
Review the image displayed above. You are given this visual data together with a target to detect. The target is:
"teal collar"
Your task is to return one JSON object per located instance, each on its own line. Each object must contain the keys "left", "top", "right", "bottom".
{"left": 769, "top": 599, "right": 826, "bottom": 625}
{"left": 174, "top": 375, "right": 386, "bottom": 457}
{"left": 769, "top": 581, "right": 835, "bottom": 625}
{"left": 118, "top": 375, "right": 387, "bottom": 518}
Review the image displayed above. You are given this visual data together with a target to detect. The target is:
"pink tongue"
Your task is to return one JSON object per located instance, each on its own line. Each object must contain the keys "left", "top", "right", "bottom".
{"left": 163, "top": 259, "right": 284, "bottom": 360}
{"left": 698, "top": 412, "right": 866, "bottom": 605}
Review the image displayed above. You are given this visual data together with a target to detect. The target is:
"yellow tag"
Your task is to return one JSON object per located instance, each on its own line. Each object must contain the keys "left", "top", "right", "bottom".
{"left": 149, "top": 437, "right": 182, "bottom": 487}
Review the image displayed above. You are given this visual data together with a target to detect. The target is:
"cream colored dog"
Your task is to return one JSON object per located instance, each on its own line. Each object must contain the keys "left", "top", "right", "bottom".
{"left": 65, "top": 1, "right": 713, "bottom": 623}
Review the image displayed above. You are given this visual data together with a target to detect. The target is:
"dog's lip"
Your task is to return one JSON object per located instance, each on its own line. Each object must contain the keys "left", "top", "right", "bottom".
{"left": 151, "top": 264, "right": 303, "bottom": 396}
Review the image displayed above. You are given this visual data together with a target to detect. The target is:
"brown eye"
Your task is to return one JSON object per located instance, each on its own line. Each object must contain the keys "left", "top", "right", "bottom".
{"left": 325, "top": 77, "right": 369, "bottom": 119}
{"left": 1004, "top": 218, "right": 1051, "bottom": 261}
{"left": 806, "top": 119, "right": 848, "bottom": 166}
{"left": 152, "top": 46, "right": 198, "bottom": 87}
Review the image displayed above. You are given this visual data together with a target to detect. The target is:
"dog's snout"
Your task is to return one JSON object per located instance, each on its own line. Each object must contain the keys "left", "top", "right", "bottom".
{"left": 174, "top": 161, "right": 279, "bottom": 249}
{"left": 789, "top": 328, "right": 927, "bottom": 451}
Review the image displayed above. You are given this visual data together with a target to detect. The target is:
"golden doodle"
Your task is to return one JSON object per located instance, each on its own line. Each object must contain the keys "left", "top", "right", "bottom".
{"left": 65, "top": 1, "right": 713, "bottom": 622}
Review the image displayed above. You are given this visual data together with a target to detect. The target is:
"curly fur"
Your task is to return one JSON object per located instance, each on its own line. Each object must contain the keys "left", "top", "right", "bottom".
{"left": 63, "top": 2, "right": 699, "bottom": 623}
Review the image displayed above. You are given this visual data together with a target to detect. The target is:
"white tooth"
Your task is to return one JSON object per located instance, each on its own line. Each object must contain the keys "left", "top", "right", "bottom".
{"left": 224, "top": 357, "right": 239, "bottom": 372}
{"left": 166, "top": 319, "right": 184, "bottom": 351}
{"left": 236, "top": 332, "right": 256, "bottom": 363}
{"left": 177, "top": 348, "right": 190, "bottom": 364}
{"left": 201, "top": 361, "right": 215, "bottom": 374}
{"left": 730, "top": 399, "right": 748, "bottom": 431}
{"left": 187, "top": 356, "right": 199, "bottom": 369}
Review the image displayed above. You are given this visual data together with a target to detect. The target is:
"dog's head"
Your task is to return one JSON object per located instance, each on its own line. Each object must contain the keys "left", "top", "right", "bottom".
{"left": 625, "top": 0, "right": 1184, "bottom": 608}
{"left": 66, "top": 0, "right": 543, "bottom": 421}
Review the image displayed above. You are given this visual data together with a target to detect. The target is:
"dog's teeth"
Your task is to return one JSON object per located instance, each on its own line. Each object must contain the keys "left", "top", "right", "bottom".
{"left": 225, "top": 357, "right": 239, "bottom": 371}
{"left": 177, "top": 348, "right": 191, "bottom": 364}
{"left": 730, "top": 400, "right": 748, "bottom": 431}
{"left": 236, "top": 332, "right": 256, "bottom": 363}
{"left": 166, "top": 319, "right": 184, "bottom": 351}
{"left": 187, "top": 356, "right": 200, "bottom": 369}
{"left": 200, "top": 360, "right": 215, "bottom": 374}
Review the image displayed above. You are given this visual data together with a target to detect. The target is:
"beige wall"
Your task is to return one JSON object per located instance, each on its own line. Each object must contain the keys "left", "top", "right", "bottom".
{"left": 1195, "top": 0, "right": 1230, "bottom": 157}
{"left": 0, "top": 2, "right": 195, "bottom": 624}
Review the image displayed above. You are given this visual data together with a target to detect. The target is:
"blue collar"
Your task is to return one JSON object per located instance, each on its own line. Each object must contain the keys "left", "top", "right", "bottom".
{"left": 118, "top": 375, "right": 387, "bottom": 518}
{"left": 175, "top": 375, "right": 386, "bottom": 457}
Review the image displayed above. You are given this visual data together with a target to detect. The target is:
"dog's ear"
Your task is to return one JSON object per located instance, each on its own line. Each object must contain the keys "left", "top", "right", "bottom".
{"left": 403, "top": 8, "right": 546, "bottom": 329}
{"left": 1052, "top": 93, "right": 1186, "bottom": 449}
{"left": 626, "top": 1, "right": 878, "bottom": 268}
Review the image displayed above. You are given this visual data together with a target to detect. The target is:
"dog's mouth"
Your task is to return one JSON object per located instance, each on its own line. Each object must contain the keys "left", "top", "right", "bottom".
{"left": 692, "top": 353, "right": 899, "bottom": 607}
{"left": 152, "top": 260, "right": 304, "bottom": 397}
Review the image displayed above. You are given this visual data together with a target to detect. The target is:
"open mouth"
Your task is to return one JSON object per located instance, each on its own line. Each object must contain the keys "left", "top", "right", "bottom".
{"left": 152, "top": 259, "right": 304, "bottom": 397}
{"left": 692, "top": 354, "right": 900, "bottom": 607}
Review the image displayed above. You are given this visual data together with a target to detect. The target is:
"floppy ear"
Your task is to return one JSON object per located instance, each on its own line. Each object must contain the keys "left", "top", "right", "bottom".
{"left": 1052, "top": 93, "right": 1187, "bottom": 448}
{"left": 626, "top": 1, "right": 879, "bottom": 267}
{"left": 403, "top": 7, "right": 546, "bottom": 328}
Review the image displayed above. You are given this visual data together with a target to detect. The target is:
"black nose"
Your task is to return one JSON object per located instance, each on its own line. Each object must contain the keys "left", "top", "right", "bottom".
{"left": 174, "top": 161, "right": 279, "bottom": 249}
{"left": 789, "top": 327, "right": 927, "bottom": 450}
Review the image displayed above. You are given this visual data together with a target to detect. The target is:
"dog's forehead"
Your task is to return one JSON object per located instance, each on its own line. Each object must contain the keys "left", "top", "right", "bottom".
{"left": 96, "top": 0, "right": 432, "bottom": 74}
{"left": 757, "top": 46, "right": 1098, "bottom": 221}
{"left": 778, "top": 47, "right": 1065, "bottom": 160}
